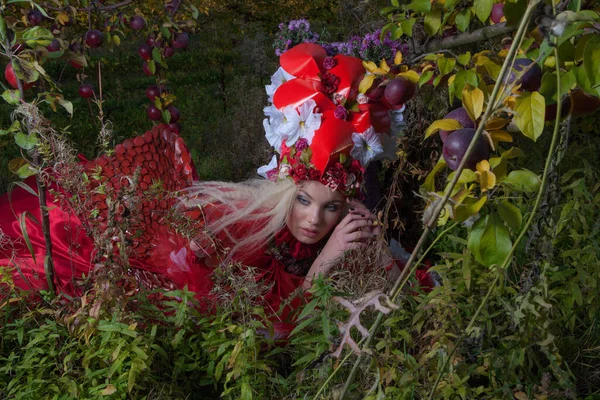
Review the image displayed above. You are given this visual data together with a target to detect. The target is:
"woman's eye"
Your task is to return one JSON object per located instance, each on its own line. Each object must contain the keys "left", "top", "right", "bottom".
{"left": 297, "top": 196, "right": 309, "bottom": 205}
{"left": 326, "top": 204, "right": 338, "bottom": 212}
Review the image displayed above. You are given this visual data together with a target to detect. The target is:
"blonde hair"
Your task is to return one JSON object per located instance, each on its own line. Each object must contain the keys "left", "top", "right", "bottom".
{"left": 179, "top": 179, "right": 299, "bottom": 261}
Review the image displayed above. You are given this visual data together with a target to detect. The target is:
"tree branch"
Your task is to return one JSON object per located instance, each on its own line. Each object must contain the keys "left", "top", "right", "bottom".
{"left": 422, "top": 22, "right": 517, "bottom": 54}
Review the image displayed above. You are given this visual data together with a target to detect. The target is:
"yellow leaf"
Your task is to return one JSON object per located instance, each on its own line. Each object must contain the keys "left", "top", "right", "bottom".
{"left": 455, "top": 196, "right": 487, "bottom": 222}
{"left": 425, "top": 118, "right": 463, "bottom": 138}
{"left": 379, "top": 59, "right": 390, "bottom": 73}
{"left": 394, "top": 51, "right": 403, "bottom": 65}
{"left": 485, "top": 116, "right": 509, "bottom": 130}
{"left": 514, "top": 391, "right": 529, "bottom": 400}
{"left": 422, "top": 64, "right": 435, "bottom": 73}
{"left": 396, "top": 70, "right": 420, "bottom": 84}
{"left": 504, "top": 95, "right": 516, "bottom": 109}
{"left": 476, "top": 162, "right": 496, "bottom": 192}
{"left": 490, "top": 130, "right": 512, "bottom": 143}
{"left": 513, "top": 92, "right": 545, "bottom": 141}
{"left": 362, "top": 61, "right": 378, "bottom": 73}
{"left": 462, "top": 85, "right": 484, "bottom": 121}
{"left": 447, "top": 74, "right": 456, "bottom": 85}
{"left": 101, "top": 384, "right": 117, "bottom": 395}
{"left": 358, "top": 74, "right": 376, "bottom": 94}
{"left": 476, "top": 160, "right": 491, "bottom": 173}
{"left": 57, "top": 13, "right": 70, "bottom": 25}
{"left": 113, "top": 35, "right": 121, "bottom": 46}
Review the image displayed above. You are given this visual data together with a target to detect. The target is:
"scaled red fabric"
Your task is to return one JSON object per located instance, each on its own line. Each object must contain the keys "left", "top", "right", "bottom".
{"left": 0, "top": 125, "right": 314, "bottom": 326}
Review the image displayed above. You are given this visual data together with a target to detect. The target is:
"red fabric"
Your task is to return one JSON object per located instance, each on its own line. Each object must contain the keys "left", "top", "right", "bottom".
{"left": 0, "top": 125, "right": 314, "bottom": 328}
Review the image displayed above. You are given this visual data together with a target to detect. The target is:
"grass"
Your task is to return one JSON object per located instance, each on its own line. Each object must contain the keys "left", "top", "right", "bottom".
{"left": 0, "top": 27, "right": 277, "bottom": 194}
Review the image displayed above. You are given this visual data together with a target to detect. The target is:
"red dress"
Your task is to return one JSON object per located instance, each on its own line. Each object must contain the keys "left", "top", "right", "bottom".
{"left": 0, "top": 125, "right": 317, "bottom": 324}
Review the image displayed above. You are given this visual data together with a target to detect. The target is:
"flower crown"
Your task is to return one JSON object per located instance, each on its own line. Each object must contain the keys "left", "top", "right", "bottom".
{"left": 258, "top": 43, "right": 407, "bottom": 197}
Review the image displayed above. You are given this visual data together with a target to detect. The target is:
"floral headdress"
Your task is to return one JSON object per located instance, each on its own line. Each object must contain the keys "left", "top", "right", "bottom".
{"left": 258, "top": 43, "right": 406, "bottom": 198}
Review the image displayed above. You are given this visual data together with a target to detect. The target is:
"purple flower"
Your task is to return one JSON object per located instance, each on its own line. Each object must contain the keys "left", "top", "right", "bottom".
{"left": 278, "top": 23, "right": 285, "bottom": 30}
{"left": 334, "top": 105, "right": 348, "bottom": 120}
{"left": 323, "top": 57, "right": 336, "bottom": 70}
{"left": 295, "top": 138, "right": 309, "bottom": 151}
{"left": 267, "top": 168, "right": 278, "bottom": 181}
{"left": 275, "top": 48, "right": 282, "bottom": 56}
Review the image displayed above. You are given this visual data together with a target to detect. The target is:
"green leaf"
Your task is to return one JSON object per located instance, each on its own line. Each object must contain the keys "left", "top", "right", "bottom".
{"left": 22, "top": 26, "right": 54, "bottom": 47}
{"left": 14, "top": 132, "right": 39, "bottom": 150}
{"left": 513, "top": 92, "right": 545, "bottom": 141}
{"left": 2, "top": 89, "right": 20, "bottom": 105}
{"left": 424, "top": 8, "right": 442, "bottom": 35}
{"left": 400, "top": 18, "right": 417, "bottom": 37}
{"left": 438, "top": 56, "right": 456, "bottom": 76}
{"left": 573, "top": 65, "right": 600, "bottom": 98}
{"left": 422, "top": 157, "right": 447, "bottom": 193}
{"left": 504, "top": 0, "right": 527, "bottom": 26}
{"left": 162, "top": 109, "right": 171, "bottom": 124}
{"left": 497, "top": 201, "right": 522, "bottom": 229}
{"left": 405, "top": 0, "right": 430, "bottom": 13}
{"left": 455, "top": 196, "right": 487, "bottom": 222}
{"left": 457, "top": 52, "right": 471, "bottom": 66}
{"left": 148, "top": 60, "right": 156, "bottom": 75}
{"left": 455, "top": 9, "right": 471, "bottom": 32}
{"left": 474, "top": 0, "right": 493, "bottom": 22}
{"left": 419, "top": 70, "right": 434, "bottom": 87}
{"left": 16, "top": 162, "right": 37, "bottom": 178}
{"left": 502, "top": 170, "right": 541, "bottom": 193}
{"left": 583, "top": 34, "right": 600, "bottom": 89}
{"left": 449, "top": 69, "right": 478, "bottom": 104}
{"left": 468, "top": 214, "right": 512, "bottom": 268}
{"left": 160, "top": 26, "right": 171, "bottom": 40}
{"left": 57, "top": 99, "right": 73, "bottom": 116}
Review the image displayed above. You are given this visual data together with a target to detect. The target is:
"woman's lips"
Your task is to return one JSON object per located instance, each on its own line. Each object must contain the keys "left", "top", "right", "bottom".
{"left": 300, "top": 228, "right": 319, "bottom": 238}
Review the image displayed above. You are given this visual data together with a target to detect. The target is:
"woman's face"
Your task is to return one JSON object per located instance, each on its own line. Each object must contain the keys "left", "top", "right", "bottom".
{"left": 287, "top": 180, "right": 346, "bottom": 244}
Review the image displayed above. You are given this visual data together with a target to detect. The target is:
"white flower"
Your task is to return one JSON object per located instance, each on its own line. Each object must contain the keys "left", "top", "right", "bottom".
{"left": 263, "top": 106, "right": 287, "bottom": 152}
{"left": 257, "top": 155, "right": 278, "bottom": 179}
{"left": 265, "top": 67, "right": 295, "bottom": 103}
{"left": 350, "top": 126, "right": 384, "bottom": 166}
{"left": 278, "top": 164, "right": 292, "bottom": 179}
{"left": 356, "top": 93, "right": 369, "bottom": 104}
{"left": 389, "top": 106, "right": 406, "bottom": 136}
{"left": 279, "top": 99, "right": 322, "bottom": 146}
{"left": 376, "top": 133, "right": 398, "bottom": 162}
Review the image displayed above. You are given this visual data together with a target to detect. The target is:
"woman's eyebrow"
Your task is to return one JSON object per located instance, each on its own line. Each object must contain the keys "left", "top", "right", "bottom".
{"left": 299, "top": 190, "right": 313, "bottom": 200}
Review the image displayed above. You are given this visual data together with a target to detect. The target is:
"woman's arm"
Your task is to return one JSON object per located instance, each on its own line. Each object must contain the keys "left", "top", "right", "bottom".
{"left": 303, "top": 199, "right": 382, "bottom": 288}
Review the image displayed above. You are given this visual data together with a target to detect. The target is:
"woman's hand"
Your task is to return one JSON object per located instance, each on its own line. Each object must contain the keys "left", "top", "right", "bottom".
{"left": 303, "top": 199, "right": 380, "bottom": 288}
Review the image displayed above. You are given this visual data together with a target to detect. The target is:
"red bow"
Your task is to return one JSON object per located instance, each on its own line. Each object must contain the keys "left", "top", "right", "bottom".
{"left": 273, "top": 43, "right": 390, "bottom": 175}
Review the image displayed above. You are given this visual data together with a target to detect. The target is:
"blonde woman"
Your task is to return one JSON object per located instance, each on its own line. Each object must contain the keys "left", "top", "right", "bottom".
{"left": 0, "top": 44, "right": 402, "bottom": 324}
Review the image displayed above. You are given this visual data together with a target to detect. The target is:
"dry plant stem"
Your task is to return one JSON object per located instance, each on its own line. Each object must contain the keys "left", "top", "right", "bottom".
{"left": 1, "top": 25, "right": 56, "bottom": 294}
{"left": 427, "top": 14, "right": 562, "bottom": 400}
{"left": 338, "top": 3, "right": 540, "bottom": 398}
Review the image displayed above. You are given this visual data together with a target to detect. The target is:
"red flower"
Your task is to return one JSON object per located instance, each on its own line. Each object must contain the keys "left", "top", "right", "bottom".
{"left": 320, "top": 72, "right": 340, "bottom": 94}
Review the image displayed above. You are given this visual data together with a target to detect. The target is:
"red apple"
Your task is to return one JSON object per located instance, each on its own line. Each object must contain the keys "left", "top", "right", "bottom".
{"left": 27, "top": 10, "right": 43, "bottom": 26}
{"left": 69, "top": 59, "right": 84, "bottom": 69}
{"left": 146, "top": 34, "right": 156, "bottom": 47}
{"left": 142, "top": 61, "right": 155, "bottom": 76}
{"left": 511, "top": 58, "right": 542, "bottom": 92}
{"left": 384, "top": 78, "right": 416, "bottom": 106}
{"left": 442, "top": 128, "right": 490, "bottom": 170}
{"left": 46, "top": 39, "right": 60, "bottom": 52}
{"left": 164, "top": 46, "right": 175, "bottom": 58}
{"left": 167, "top": 105, "right": 180, "bottom": 123}
{"left": 439, "top": 107, "right": 476, "bottom": 142}
{"left": 491, "top": 4, "right": 505, "bottom": 24}
{"left": 85, "top": 29, "right": 104, "bottom": 48}
{"left": 78, "top": 84, "right": 94, "bottom": 99}
{"left": 172, "top": 32, "right": 190, "bottom": 49}
{"left": 168, "top": 122, "right": 181, "bottom": 134}
{"left": 130, "top": 16, "right": 146, "bottom": 31}
{"left": 4, "top": 63, "right": 33, "bottom": 90}
{"left": 147, "top": 104, "right": 162, "bottom": 121}
{"left": 138, "top": 43, "right": 152, "bottom": 60}
{"left": 145, "top": 85, "right": 161, "bottom": 100}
